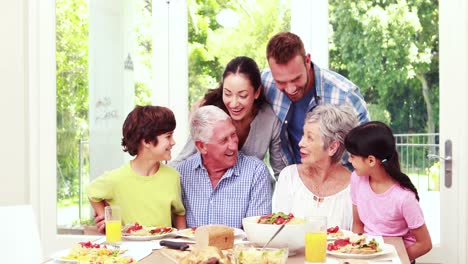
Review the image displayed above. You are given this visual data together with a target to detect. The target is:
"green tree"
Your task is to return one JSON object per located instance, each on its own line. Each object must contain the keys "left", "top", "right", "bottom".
{"left": 206, "top": 0, "right": 290, "bottom": 70}
{"left": 134, "top": 0, "right": 152, "bottom": 106}
{"left": 330, "top": 0, "right": 438, "bottom": 134}
{"left": 56, "top": 0, "right": 90, "bottom": 200}
{"left": 187, "top": 0, "right": 290, "bottom": 107}
{"left": 56, "top": 0, "right": 152, "bottom": 205}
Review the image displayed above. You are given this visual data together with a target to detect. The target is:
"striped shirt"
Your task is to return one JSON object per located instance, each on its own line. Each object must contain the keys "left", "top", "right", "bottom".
{"left": 175, "top": 152, "right": 272, "bottom": 229}
{"left": 261, "top": 62, "right": 370, "bottom": 164}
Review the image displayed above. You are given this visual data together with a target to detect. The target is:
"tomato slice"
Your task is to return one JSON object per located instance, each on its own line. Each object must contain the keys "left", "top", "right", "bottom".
{"left": 327, "top": 226, "right": 339, "bottom": 234}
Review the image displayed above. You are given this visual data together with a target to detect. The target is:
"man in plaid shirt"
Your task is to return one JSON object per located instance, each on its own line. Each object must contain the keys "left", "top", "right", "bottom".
{"left": 175, "top": 105, "right": 272, "bottom": 229}
{"left": 262, "top": 32, "right": 370, "bottom": 165}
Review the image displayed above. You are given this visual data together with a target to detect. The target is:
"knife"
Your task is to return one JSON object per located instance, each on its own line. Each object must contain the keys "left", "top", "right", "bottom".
{"left": 160, "top": 240, "right": 191, "bottom": 251}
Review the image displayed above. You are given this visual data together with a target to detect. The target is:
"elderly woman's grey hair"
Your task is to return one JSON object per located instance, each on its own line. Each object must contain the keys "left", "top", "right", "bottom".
{"left": 190, "top": 105, "right": 231, "bottom": 143}
{"left": 305, "top": 104, "right": 359, "bottom": 163}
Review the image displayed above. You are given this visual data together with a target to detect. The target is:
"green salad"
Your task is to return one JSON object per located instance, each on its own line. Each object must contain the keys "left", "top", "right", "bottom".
{"left": 235, "top": 247, "right": 288, "bottom": 264}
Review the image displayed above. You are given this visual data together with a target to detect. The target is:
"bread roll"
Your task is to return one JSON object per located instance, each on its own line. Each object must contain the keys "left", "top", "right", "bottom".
{"left": 194, "top": 225, "right": 234, "bottom": 250}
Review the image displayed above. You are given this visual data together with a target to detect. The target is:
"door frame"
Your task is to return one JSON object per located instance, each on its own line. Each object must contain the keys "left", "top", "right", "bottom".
{"left": 431, "top": 0, "right": 468, "bottom": 263}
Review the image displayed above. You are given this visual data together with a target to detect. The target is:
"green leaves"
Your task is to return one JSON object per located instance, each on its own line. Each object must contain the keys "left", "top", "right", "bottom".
{"left": 187, "top": 0, "right": 290, "bottom": 107}
{"left": 330, "top": 0, "right": 438, "bottom": 132}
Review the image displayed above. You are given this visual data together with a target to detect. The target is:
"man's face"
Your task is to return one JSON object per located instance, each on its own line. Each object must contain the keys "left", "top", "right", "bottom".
{"left": 202, "top": 119, "right": 239, "bottom": 169}
{"left": 268, "top": 54, "right": 311, "bottom": 102}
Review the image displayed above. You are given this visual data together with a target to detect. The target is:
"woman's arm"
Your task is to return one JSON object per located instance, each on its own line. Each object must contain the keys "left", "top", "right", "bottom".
{"left": 269, "top": 115, "right": 288, "bottom": 179}
{"left": 406, "top": 224, "right": 432, "bottom": 260}
{"left": 352, "top": 205, "right": 364, "bottom": 233}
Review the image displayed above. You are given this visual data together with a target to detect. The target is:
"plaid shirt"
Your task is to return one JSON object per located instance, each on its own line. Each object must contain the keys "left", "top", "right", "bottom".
{"left": 261, "top": 62, "right": 370, "bottom": 164}
{"left": 175, "top": 152, "right": 272, "bottom": 229}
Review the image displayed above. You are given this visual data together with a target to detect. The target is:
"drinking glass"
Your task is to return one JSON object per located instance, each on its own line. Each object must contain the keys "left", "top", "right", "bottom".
{"left": 104, "top": 205, "right": 122, "bottom": 243}
{"left": 304, "top": 216, "right": 327, "bottom": 263}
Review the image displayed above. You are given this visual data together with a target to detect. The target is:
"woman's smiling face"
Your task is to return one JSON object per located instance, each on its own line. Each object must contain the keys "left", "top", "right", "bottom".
{"left": 298, "top": 122, "right": 329, "bottom": 165}
{"left": 222, "top": 73, "right": 260, "bottom": 121}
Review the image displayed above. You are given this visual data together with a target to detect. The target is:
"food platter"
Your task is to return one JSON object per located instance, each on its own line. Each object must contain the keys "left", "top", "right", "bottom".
{"left": 327, "top": 229, "right": 353, "bottom": 241}
{"left": 50, "top": 242, "right": 133, "bottom": 263}
{"left": 122, "top": 231, "right": 176, "bottom": 241}
{"left": 51, "top": 249, "right": 79, "bottom": 263}
{"left": 122, "top": 224, "right": 177, "bottom": 241}
{"left": 327, "top": 243, "right": 394, "bottom": 259}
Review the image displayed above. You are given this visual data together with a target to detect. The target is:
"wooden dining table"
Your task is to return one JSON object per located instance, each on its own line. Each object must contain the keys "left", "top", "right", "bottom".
{"left": 137, "top": 236, "right": 410, "bottom": 264}
{"left": 68, "top": 226, "right": 411, "bottom": 264}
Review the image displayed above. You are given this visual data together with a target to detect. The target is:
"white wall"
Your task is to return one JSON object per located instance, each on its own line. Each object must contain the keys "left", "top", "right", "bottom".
{"left": 0, "top": 0, "right": 28, "bottom": 205}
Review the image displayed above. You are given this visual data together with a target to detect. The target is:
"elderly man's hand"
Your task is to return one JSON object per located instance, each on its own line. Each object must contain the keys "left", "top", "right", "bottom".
{"left": 94, "top": 214, "right": 106, "bottom": 234}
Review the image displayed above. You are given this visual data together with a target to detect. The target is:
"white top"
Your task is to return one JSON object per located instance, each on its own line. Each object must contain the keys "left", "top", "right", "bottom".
{"left": 272, "top": 165, "right": 353, "bottom": 230}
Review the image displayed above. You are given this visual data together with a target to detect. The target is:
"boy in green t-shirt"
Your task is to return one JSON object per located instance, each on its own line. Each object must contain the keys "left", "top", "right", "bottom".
{"left": 87, "top": 105, "right": 186, "bottom": 233}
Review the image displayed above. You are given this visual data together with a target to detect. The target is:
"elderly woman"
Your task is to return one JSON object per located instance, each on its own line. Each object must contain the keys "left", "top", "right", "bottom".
{"left": 272, "top": 104, "right": 358, "bottom": 230}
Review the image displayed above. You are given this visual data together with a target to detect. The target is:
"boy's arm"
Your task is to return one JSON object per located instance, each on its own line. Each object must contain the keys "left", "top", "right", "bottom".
{"left": 173, "top": 214, "right": 187, "bottom": 229}
{"left": 89, "top": 199, "right": 108, "bottom": 234}
{"left": 352, "top": 205, "right": 364, "bottom": 233}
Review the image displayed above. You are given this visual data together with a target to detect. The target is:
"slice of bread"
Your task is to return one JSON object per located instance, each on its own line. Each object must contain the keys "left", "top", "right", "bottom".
{"left": 194, "top": 225, "right": 235, "bottom": 250}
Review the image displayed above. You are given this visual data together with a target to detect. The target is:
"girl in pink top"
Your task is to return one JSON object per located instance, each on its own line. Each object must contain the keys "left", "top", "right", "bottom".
{"left": 344, "top": 121, "right": 432, "bottom": 261}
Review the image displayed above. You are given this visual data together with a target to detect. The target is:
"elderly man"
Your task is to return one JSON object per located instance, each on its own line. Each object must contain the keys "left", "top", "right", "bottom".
{"left": 262, "top": 32, "right": 370, "bottom": 165}
{"left": 175, "top": 105, "right": 272, "bottom": 229}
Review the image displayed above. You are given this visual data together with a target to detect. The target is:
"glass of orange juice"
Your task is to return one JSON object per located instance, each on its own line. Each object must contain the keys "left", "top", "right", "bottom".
{"left": 305, "top": 216, "right": 327, "bottom": 263}
{"left": 104, "top": 205, "right": 122, "bottom": 244}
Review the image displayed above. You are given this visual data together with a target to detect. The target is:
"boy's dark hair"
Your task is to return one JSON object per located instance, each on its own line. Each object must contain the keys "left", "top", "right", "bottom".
{"left": 121, "top": 105, "right": 176, "bottom": 156}
{"left": 345, "top": 121, "right": 419, "bottom": 201}
{"left": 203, "top": 56, "right": 265, "bottom": 112}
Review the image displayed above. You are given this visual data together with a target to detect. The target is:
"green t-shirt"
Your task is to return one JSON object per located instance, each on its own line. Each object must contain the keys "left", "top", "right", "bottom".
{"left": 86, "top": 162, "right": 185, "bottom": 227}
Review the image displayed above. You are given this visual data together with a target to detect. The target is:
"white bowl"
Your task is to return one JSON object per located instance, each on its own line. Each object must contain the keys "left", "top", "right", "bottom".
{"left": 242, "top": 216, "right": 308, "bottom": 254}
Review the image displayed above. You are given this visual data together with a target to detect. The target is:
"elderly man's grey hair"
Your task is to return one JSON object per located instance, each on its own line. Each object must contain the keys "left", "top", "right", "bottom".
{"left": 305, "top": 104, "right": 359, "bottom": 163}
{"left": 190, "top": 105, "right": 231, "bottom": 143}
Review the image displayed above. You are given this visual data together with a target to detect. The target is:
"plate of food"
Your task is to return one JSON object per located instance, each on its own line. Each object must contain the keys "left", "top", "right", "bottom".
{"left": 176, "top": 226, "right": 246, "bottom": 240}
{"left": 51, "top": 241, "right": 137, "bottom": 263}
{"left": 326, "top": 226, "right": 353, "bottom": 241}
{"left": 122, "top": 222, "right": 177, "bottom": 241}
{"left": 326, "top": 237, "right": 394, "bottom": 259}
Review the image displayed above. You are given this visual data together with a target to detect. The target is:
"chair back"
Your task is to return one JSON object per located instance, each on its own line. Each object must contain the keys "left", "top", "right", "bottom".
{"left": 0, "top": 204, "right": 42, "bottom": 263}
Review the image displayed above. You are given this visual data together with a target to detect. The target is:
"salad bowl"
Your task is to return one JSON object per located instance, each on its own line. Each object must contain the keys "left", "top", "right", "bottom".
{"left": 242, "top": 213, "right": 309, "bottom": 254}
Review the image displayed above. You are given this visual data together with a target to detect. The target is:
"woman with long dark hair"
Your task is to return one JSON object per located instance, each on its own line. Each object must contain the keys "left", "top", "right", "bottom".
{"left": 171, "top": 56, "right": 286, "bottom": 178}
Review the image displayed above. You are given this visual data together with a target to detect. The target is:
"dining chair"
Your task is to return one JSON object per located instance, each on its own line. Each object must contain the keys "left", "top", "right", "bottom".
{"left": 0, "top": 204, "right": 43, "bottom": 263}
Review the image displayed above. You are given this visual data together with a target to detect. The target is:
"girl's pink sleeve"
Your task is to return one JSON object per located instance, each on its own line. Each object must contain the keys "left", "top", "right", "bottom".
{"left": 402, "top": 192, "right": 426, "bottom": 229}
